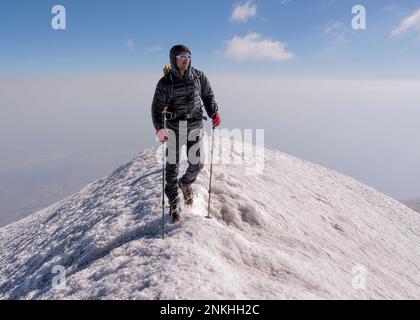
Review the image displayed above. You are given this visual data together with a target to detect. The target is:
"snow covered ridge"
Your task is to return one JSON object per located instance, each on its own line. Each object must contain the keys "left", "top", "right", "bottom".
{"left": 0, "top": 139, "right": 419, "bottom": 299}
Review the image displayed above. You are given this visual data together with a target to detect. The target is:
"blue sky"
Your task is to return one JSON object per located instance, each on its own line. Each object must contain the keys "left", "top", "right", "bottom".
{"left": 1, "top": 0, "right": 420, "bottom": 78}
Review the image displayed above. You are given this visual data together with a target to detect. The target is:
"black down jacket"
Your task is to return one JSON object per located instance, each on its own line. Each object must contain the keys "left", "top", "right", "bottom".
{"left": 151, "top": 53, "right": 219, "bottom": 131}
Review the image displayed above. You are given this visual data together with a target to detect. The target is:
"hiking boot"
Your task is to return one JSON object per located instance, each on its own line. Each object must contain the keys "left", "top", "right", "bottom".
{"left": 169, "top": 198, "right": 181, "bottom": 223}
{"left": 178, "top": 179, "right": 193, "bottom": 206}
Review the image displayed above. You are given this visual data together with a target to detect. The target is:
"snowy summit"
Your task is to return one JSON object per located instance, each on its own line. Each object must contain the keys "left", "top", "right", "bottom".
{"left": 0, "top": 138, "right": 419, "bottom": 299}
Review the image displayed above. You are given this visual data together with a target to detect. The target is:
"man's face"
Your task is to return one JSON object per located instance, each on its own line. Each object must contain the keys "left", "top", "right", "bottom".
{"left": 176, "top": 52, "right": 191, "bottom": 71}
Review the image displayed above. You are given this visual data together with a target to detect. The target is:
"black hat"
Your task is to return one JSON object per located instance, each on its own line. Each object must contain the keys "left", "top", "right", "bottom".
{"left": 170, "top": 44, "right": 191, "bottom": 59}
{"left": 170, "top": 44, "right": 191, "bottom": 67}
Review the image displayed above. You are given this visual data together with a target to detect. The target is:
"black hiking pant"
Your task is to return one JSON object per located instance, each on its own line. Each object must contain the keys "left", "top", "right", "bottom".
{"left": 165, "top": 120, "right": 205, "bottom": 204}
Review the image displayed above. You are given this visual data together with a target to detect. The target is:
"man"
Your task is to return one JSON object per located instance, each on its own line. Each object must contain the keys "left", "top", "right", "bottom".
{"left": 151, "top": 44, "right": 221, "bottom": 223}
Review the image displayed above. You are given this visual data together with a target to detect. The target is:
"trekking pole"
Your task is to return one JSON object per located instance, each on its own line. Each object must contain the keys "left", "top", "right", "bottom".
{"left": 161, "top": 107, "right": 168, "bottom": 239}
{"left": 161, "top": 139, "right": 166, "bottom": 239}
{"left": 207, "top": 126, "right": 215, "bottom": 219}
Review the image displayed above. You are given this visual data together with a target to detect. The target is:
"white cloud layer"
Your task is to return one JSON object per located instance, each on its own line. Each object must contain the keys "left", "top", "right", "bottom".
{"left": 2, "top": 74, "right": 420, "bottom": 205}
{"left": 223, "top": 32, "right": 295, "bottom": 61}
{"left": 391, "top": 9, "right": 420, "bottom": 37}
{"left": 230, "top": 1, "right": 257, "bottom": 23}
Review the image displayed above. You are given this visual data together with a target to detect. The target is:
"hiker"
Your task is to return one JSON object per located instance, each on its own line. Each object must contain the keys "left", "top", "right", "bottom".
{"left": 151, "top": 44, "right": 221, "bottom": 223}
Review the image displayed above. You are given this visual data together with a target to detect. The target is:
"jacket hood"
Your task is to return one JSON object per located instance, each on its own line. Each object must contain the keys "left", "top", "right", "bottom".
{"left": 169, "top": 44, "right": 192, "bottom": 79}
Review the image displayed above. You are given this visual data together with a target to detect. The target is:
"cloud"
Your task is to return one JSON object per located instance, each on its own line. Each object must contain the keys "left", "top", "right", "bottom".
{"left": 146, "top": 45, "right": 162, "bottom": 54}
{"left": 324, "top": 21, "right": 350, "bottom": 44}
{"left": 126, "top": 39, "right": 135, "bottom": 50}
{"left": 0, "top": 74, "right": 156, "bottom": 110}
{"left": 391, "top": 9, "right": 420, "bottom": 37}
{"left": 223, "top": 32, "right": 295, "bottom": 61}
{"left": 230, "top": 1, "right": 257, "bottom": 23}
{"left": 381, "top": 4, "right": 400, "bottom": 13}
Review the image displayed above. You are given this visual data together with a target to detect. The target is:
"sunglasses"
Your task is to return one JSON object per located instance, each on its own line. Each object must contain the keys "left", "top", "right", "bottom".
{"left": 176, "top": 54, "right": 192, "bottom": 61}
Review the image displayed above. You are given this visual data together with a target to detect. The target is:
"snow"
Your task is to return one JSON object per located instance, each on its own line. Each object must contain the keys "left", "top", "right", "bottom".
{"left": 0, "top": 138, "right": 419, "bottom": 300}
